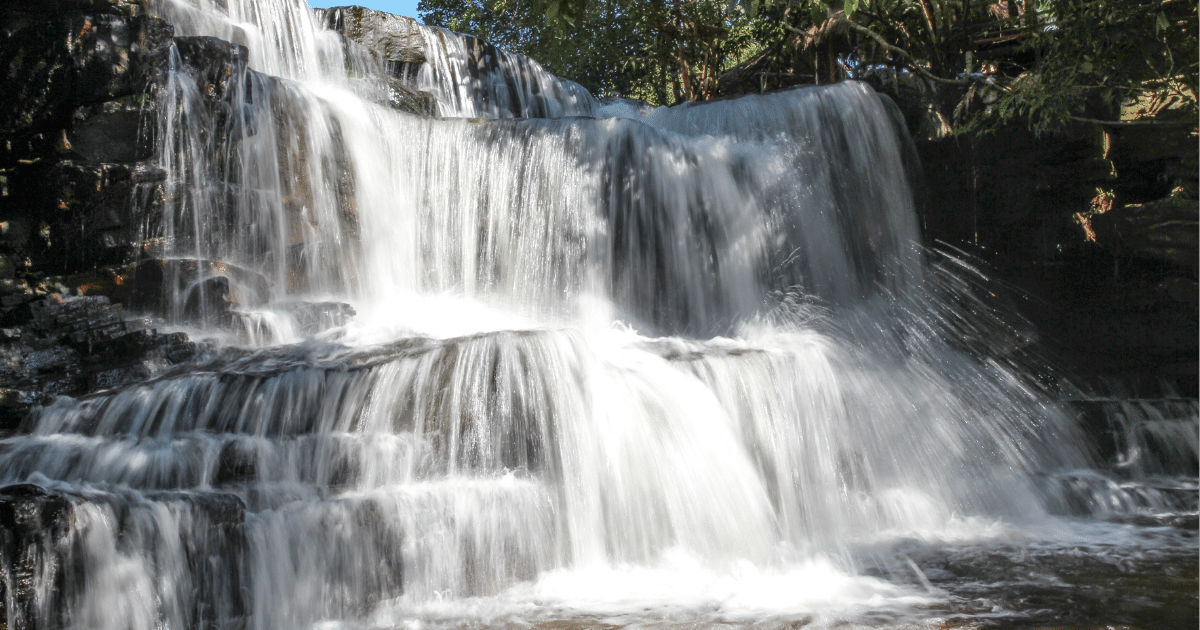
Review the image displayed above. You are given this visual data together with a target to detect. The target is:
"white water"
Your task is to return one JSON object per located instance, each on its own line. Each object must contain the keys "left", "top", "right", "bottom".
{"left": 0, "top": 1, "right": 1194, "bottom": 629}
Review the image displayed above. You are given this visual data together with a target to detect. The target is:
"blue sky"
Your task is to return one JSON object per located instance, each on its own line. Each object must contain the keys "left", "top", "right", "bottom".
{"left": 312, "top": 1, "right": 422, "bottom": 19}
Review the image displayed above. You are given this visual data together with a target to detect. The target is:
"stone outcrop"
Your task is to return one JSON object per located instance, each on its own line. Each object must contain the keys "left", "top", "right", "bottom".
{"left": 1093, "top": 191, "right": 1198, "bottom": 276}
{"left": 316, "top": 5, "right": 427, "bottom": 65}
{"left": 0, "top": 0, "right": 375, "bottom": 436}
{"left": 315, "top": 6, "right": 436, "bottom": 115}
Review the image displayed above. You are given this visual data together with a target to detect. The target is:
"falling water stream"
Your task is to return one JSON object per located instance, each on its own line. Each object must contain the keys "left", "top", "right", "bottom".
{"left": 0, "top": 1, "right": 1195, "bottom": 629}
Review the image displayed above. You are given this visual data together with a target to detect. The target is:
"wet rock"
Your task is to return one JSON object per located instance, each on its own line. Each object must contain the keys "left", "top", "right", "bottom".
{"left": 0, "top": 257, "right": 16, "bottom": 281}
{"left": 867, "top": 74, "right": 1196, "bottom": 382}
{"left": 386, "top": 82, "right": 438, "bottom": 116}
{"left": 1, "top": 160, "right": 166, "bottom": 274}
{"left": 316, "top": 6, "right": 438, "bottom": 115}
{"left": 0, "top": 6, "right": 171, "bottom": 287}
{"left": 1068, "top": 400, "right": 1120, "bottom": 466}
{"left": 0, "top": 484, "right": 73, "bottom": 629}
{"left": 172, "top": 36, "right": 251, "bottom": 104}
{"left": 0, "top": 389, "right": 47, "bottom": 436}
{"left": 0, "top": 298, "right": 36, "bottom": 327}
{"left": 23, "top": 347, "right": 81, "bottom": 375}
{"left": 1158, "top": 276, "right": 1198, "bottom": 305}
{"left": 144, "top": 490, "right": 247, "bottom": 528}
{"left": 141, "top": 490, "right": 250, "bottom": 622}
{"left": 276, "top": 300, "right": 356, "bottom": 336}
{"left": 129, "top": 258, "right": 272, "bottom": 326}
{"left": 85, "top": 328, "right": 157, "bottom": 362}
{"left": 162, "top": 331, "right": 197, "bottom": 363}
{"left": 3, "top": 0, "right": 148, "bottom": 16}
{"left": 0, "top": 293, "right": 200, "bottom": 397}
{"left": 0, "top": 488, "right": 247, "bottom": 628}
{"left": 214, "top": 441, "right": 258, "bottom": 486}
{"left": 89, "top": 363, "right": 151, "bottom": 390}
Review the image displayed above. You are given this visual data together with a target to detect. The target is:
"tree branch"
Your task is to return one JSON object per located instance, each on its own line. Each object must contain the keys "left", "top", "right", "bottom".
{"left": 1069, "top": 116, "right": 1199, "bottom": 127}
{"left": 834, "top": 12, "right": 965, "bottom": 85}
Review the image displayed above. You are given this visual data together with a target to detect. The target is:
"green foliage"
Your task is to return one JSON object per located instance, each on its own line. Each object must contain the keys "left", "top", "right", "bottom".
{"left": 986, "top": 0, "right": 1198, "bottom": 134}
{"left": 419, "top": 0, "right": 763, "bottom": 104}
{"left": 418, "top": 0, "right": 1198, "bottom": 132}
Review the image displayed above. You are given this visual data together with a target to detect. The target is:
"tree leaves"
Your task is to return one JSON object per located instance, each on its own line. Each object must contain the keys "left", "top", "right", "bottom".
{"left": 422, "top": 0, "right": 761, "bottom": 104}
{"left": 419, "top": 0, "right": 1197, "bottom": 131}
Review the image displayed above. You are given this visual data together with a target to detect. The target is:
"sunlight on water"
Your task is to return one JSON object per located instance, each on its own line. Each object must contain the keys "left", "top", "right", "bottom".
{"left": 0, "top": 1, "right": 1192, "bottom": 629}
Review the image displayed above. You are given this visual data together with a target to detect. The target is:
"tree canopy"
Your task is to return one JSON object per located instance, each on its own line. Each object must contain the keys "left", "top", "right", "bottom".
{"left": 417, "top": 0, "right": 1198, "bottom": 134}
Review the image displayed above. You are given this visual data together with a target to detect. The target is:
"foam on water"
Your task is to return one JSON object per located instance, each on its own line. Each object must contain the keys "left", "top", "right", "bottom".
{"left": 0, "top": 1, "right": 1193, "bottom": 629}
{"left": 366, "top": 554, "right": 938, "bottom": 629}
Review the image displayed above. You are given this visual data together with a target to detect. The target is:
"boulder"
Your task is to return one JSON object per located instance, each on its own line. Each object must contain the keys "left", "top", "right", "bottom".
{"left": 316, "top": 6, "right": 437, "bottom": 115}
{"left": 316, "top": 6, "right": 427, "bottom": 65}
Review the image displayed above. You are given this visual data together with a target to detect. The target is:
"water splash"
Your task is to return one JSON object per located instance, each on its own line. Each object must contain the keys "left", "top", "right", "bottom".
{"left": 0, "top": 1, "right": 1190, "bottom": 629}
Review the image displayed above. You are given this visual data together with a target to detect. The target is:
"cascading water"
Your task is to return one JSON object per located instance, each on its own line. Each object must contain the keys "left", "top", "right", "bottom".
{"left": 0, "top": 1, "right": 1194, "bottom": 629}
{"left": 414, "top": 26, "right": 597, "bottom": 118}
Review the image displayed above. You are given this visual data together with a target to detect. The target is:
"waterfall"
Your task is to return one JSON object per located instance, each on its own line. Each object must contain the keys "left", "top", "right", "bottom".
{"left": 0, "top": 1, "right": 1193, "bottom": 629}
{"left": 414, "top": 26, "right": 598, "bottom": 118}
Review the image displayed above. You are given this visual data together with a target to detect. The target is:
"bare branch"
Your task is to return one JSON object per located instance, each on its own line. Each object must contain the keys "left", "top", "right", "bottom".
{"left": 1069, "top": 116, "right": 1198, "bottom": 127}
{"left": 834, "top": 11, "right": 964, "bottom": 85}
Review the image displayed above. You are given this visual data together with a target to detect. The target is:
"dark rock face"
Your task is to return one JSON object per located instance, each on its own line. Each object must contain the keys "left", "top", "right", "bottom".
{"left": 0, "top": 3, "right": 173, "bottom": 282}
{"left": 0, "top": 12, "right": 172, "bottom": 159}
{"left": 4, "top": 160, "right": 166, "bottom": 274}
{"left": 1067, "top": 397, "right": 1200, "bottom": 477}
{"left": 128, "top": 258, "right": 273, "bottom": 325}
{"left": 1093, "top": 193, "right": 1198, "bottom": 275}
{"left": 0, "top": 389, "right": 48, "bottom": 437}
{"left": 172, "top": 35, "right": 251, "bottom": 103}
{"left": 68, "top": 97, "right": 158, "bottom": 163}
{"left": 3, "top": 0, "right": 148, "bottom": 16}
{"left": 0, "top": 2, "right": 261, "bottom": 415}
{"left": 871, "top": 73, "right": 1198, "bottom": 388}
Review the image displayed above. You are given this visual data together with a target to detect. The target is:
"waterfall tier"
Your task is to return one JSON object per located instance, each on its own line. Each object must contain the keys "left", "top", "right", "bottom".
{"left": 0, "top": 1, "right": 1193, "bottom": 629}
